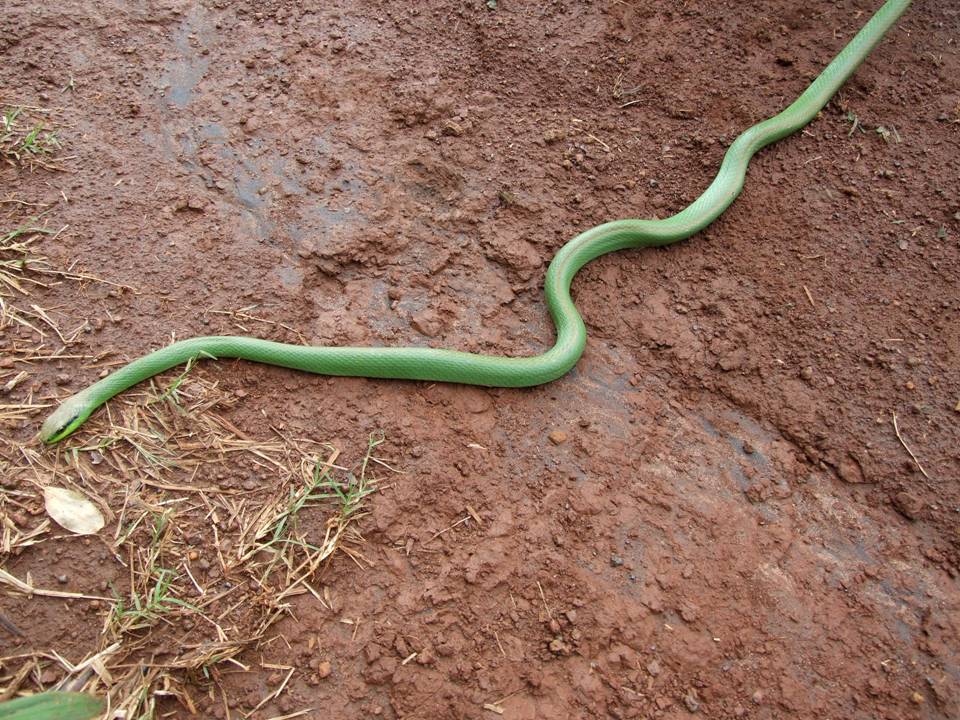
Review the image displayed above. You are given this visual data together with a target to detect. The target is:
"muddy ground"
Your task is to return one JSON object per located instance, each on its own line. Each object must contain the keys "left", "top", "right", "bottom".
{"left": 1, "top": 0, "right": 959, "bottom": 718}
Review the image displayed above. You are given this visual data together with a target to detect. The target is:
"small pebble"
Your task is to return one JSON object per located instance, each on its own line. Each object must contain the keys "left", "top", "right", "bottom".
{"left": 543, "top": 128, "right": 565, "bottom": 144}
{"left": 548, "top": 430, "right": 567, "bottom": 445}
{"left": 441, "top": 120, "right": 464, "bottom": 137}
{"left": 610, "top": 555, "right": 624, "bottom": 567}
{"left": 317, "top": 660, "right": 332, "bottom": 679}
{"left": 188, "top": 550, "right": 200, "bottom": 561}
{"left": 800, "top": 366, "right": 814, "bottom": 381}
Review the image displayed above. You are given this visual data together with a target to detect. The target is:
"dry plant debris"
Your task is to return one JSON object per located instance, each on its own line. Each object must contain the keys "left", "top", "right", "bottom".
{"left": 3, "top": 367, "right": 393, "bottom": 716}
{"left": 1, "top": 105, "right": 64, "bottom": 171}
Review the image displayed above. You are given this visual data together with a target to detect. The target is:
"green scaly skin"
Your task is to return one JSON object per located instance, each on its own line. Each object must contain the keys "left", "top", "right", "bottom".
{"left": 41, "top": 0, "right": 911, "bottom": 443}
{"left": 0, "top": 691, "right": 105, "bottom": 720}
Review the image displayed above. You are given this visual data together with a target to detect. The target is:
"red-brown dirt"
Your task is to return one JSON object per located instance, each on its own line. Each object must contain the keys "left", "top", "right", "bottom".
{"left": 2, "top": 0, "right": 959, "bottom": 718}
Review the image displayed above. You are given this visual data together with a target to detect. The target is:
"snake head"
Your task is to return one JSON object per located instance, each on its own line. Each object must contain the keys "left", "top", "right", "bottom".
{"left": 39, "top": 391, "right": 94, "bottom": 444}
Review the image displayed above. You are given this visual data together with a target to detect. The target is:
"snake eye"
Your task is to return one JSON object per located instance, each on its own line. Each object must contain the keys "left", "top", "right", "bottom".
{"left": 45, "top": 413, "right": 81, "bottom": 443}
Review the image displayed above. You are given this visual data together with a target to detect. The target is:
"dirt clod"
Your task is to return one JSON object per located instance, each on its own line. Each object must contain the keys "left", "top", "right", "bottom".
{"left": 892, "top": 491, "right": 924, "bottom": 520}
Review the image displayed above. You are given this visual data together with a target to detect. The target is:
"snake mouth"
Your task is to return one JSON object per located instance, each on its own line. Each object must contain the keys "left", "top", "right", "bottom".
{"left": 39, "top": 412, "right": 82, "bottom": 444}
{"left": 39, "top": 391, "right": 92, "bottom": 443}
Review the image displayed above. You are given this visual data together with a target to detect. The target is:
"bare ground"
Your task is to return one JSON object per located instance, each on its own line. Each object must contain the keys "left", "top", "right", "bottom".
{"left": 1, "top": 1, "right": 959, "bottom": 718}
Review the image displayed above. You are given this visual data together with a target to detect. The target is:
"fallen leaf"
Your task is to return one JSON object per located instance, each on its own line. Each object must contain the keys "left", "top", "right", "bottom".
{"left": 43, "top": 486, "right": 105, "bottom": 535}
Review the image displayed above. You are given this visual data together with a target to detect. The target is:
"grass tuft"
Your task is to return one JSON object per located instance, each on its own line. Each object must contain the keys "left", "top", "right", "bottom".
{"left": 1, "top": 107, "right": 62, "bottom": 170}
{"left": 4, "top": 363, "right": 398, "bottom": 717}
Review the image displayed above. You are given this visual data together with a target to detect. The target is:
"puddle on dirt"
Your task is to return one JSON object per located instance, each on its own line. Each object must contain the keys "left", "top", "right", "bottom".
{"left": 159, "top": 7, "right": 210, "bottom": 109}
{"left": 274, "top": 263, "right": 303, "bottom": 291}
{"left": 150, "top": 7, "right": 374, "bottom": 257}
{"left": 548, "top": 386, "right": 957, "bottom": 684}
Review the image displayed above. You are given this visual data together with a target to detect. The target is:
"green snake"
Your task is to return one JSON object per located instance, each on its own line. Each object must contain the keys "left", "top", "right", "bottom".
{"left": 40, "top": 0, "right": 910, "bottom": 443}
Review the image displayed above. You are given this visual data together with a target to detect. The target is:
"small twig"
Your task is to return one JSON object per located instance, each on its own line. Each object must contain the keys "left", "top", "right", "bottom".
{"left": 0, "top": 568, "right": 112, "bottom": 601}
{"left": 429, "top": 514, "right": 470, "bottom": 541}
{"left": 483, "top": 687, "right": 523, "bottom": 715}
{"left": 246, "top": 666, "right": 295, "bottom": 716}
{"left": 585, "top": 133, "right": 611, "bottom": 152}
{"left": 264, "top": 711, "right": 314, "bottom": 720}
{"left": 892, "top": 412, "right": 930, "bottom": 479}
{"left": 536, "top": 581, "right": 553, "bottom": 621}
{"left": 0, "top": 659, "right": 34, "bottom": 701}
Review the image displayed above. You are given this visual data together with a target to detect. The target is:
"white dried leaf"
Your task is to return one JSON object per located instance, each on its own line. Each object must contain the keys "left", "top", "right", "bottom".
{"left": 43, "top": 486, "right": 105, "bottom": 535}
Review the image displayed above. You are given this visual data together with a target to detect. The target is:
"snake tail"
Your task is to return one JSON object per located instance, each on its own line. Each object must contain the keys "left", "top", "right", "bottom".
{"left": 40, "top": 0, "right": 911, "bottom": 443}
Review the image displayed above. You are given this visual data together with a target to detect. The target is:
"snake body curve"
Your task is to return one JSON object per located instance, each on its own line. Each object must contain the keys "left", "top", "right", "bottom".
{"left": 41, "top": 0, "right": 911, "bottom": 443}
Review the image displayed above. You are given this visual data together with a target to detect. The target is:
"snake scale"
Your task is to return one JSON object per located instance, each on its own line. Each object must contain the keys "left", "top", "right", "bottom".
{"left": 41, "top": 0, "right": 911, "bottom": 443}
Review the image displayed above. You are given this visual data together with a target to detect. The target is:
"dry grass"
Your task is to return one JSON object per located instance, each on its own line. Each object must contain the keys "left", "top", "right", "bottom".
{"left": 0, "top": 211, "right": 129, "bottom": 413}
{"left": 2, "top": 366, "right": 394, "bottom": 716}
